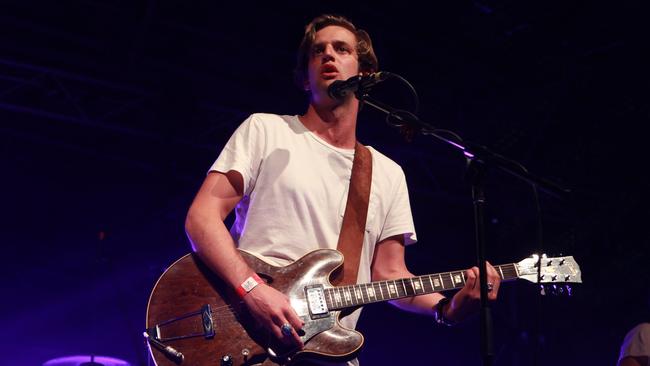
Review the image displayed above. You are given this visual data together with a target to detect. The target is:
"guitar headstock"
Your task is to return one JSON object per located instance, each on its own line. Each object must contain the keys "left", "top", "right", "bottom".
{"left": 517, "top": 254, "right": 582, "bottom": 286}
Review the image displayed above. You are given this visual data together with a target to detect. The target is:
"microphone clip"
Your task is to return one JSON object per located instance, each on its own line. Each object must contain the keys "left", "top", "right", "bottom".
{"left": 327, "top": 72, "right": 391, "bottom": 100}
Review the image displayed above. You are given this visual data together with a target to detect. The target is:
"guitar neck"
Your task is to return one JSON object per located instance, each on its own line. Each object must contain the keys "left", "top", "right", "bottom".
{"left": 324, "top": 263, "right": 519, "bottom": 310}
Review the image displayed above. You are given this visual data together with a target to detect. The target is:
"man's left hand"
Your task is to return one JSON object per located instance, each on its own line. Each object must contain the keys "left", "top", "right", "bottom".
{"left": 444, "top": 262, "right": 501, "bottom": 323}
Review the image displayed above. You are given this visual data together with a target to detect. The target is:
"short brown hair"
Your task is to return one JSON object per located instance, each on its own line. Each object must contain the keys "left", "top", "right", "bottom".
{"left": 294, "top": 14, "right": 378, "bottom": 89}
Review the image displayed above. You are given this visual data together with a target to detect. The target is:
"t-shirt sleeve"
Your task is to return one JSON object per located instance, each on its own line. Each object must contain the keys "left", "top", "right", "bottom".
{"left": 378, "top": 168, "right": 417, "bottom": 245}
{"left": 209, "top": 114, "right": 265, "bottom": 196}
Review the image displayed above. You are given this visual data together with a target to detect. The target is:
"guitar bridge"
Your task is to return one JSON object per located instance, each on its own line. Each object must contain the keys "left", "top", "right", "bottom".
{"left": 305, "top": 284, "right": 329, "bottom": 319}
{"left": 147, "top": 304, "right": 215, "bottom": 342}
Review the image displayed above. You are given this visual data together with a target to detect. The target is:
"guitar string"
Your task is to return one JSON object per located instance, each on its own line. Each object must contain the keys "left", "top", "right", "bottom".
{"left": 205, "top": 266, "right": 520, "bottom": 317}
{"left": 169, "top": 265, "right": 520, "bottom": 320}
{"left": 157, "top": 268, "right": 526, "bottom": 332}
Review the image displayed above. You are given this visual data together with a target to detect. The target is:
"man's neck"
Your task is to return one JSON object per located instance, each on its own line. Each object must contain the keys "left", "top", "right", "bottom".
{"left": 300, "top": 98, "right": 359, "bottom": 149}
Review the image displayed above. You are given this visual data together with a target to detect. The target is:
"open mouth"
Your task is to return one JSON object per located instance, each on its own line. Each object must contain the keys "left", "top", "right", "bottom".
{"left": 320, "top": 64, "right": 338, "bottom": 79}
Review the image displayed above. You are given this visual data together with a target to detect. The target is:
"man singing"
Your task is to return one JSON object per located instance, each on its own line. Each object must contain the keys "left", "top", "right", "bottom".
{"left": 185, "top": 14, "right": 501, "bottom": 365}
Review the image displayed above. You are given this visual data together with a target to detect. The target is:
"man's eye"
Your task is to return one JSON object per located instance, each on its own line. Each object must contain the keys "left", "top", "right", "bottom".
{"left": 337, "top": 46, "right": 350, "bottom": 53}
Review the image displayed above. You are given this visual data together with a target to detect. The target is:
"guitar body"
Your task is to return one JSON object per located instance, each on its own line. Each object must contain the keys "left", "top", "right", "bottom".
{"left": 146, "top": 249, "right": 363, "bottom": 366}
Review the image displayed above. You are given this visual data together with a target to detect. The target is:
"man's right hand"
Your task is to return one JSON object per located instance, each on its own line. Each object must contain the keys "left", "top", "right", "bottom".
{"left": 242, "top": 283, "right": 305, "bottom": 348}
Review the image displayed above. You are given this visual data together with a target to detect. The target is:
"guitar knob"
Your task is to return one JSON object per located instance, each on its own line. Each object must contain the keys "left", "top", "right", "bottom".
{"left": 221, "top": 354, "right": 233, "bottom": 366}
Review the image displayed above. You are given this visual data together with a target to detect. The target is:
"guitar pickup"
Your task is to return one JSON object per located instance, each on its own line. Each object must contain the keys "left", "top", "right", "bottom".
{"left": 305, "top": 285, "right": 329, "bottom": 319}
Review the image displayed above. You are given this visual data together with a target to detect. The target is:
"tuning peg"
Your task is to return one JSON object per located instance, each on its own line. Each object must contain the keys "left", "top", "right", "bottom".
{"left": 532, "top": 254, "right": 540, "bottom": 267}
{"left": 551, "top": 275, "right": 558, "bottom": 282}
{"left": 559, "top": 259, "right": 566, "bottom": 266}
{"left": 565, "top": 275, "right": 571, "bottom": 281}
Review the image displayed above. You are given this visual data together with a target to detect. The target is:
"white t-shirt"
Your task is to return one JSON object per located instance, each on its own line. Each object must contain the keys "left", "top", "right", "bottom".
{"left": 210, "top": 113, "right": 417, "bottom": 331}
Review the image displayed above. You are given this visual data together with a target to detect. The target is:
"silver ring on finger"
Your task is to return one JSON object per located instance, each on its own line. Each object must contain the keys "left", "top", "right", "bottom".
{"left": 487, "top": 282, "right": 494, "bottom": 292}
{"left": 281, "top": 323, "right": 293, "bottom": 337}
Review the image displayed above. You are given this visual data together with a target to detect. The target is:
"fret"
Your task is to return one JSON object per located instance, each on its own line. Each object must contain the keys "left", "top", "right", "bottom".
{"left": 343, "top": 287, "right": 352, "bottom": 305}
{"left": 399, "top": 279, "right": 406, "bottom": 294}
{"left": 334, "top": 288, "right": 341, "bottom": 306}
{"left": 432, "top": 275, "right": 441, "bottom": 290}
{"left": 333, "top": 289, "right": 342, "bottom": 307}
{"left": 451, "top": 271, "right": 464, "bottom": 287}
{"left": 354, "top": 286, "right": 363, "bottom": 302}
{"left": 364, "top": 284, "right": 373, "bottom": 301}
{"left": 410, "top": 277, "right": 419, "bottom": 294}
{"left": 413, "top": 277, "right": 423, "bottom": 294}
{"left": 460, "top": 271, "right": 466, "bottom": 284}
{"left": 387, "top": 281, "right": 397, "bottom": 298}
{"left": 343, "top": 287, "right": 351, "bottom": 306}
{"left": 498, "top": 265, "right": 504, "bottom": 280}
{"left": 437, "top": 273, "right": 444, "bottom": 289}
{"left": 442, "top": 273, "right": 453, "bottom": 289}
{"left": 513, "top": 263, "right": 519, "bottom": 278}
{"left": 326, "top": 289, "right": 334, "bottom": 308}
{"left": 362, "top": 284, "right": 370, "bottom": 303}
{"left": 406, "top": 279, "right": 414, "bottom": 296}
{"left": 427, "top": 275, "right": 435, "bottom": 291}
{"left": 372, "top": 284, "right": 384, "bottom": 300}
{"left": 378, "top": 281, "right": 385, "bottom": 299}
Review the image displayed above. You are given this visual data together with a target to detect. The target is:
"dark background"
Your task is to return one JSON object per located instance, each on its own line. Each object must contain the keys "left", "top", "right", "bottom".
{"left": 1, "top": 1, "right": 648, "bottom": 365}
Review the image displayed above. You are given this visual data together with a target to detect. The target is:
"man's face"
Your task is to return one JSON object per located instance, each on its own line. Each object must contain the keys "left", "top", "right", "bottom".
{"left": 305, "top": 25, "right": 360, "bottom": 103}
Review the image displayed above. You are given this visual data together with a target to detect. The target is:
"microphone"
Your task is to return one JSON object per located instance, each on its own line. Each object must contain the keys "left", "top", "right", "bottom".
{"left": 327, "top": 71, "right": 391, "bottom": 100}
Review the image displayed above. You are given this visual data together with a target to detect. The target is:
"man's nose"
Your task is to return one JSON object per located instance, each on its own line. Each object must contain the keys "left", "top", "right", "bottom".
{"left": 321, "top": 45, "right": 335, "bottom": 62}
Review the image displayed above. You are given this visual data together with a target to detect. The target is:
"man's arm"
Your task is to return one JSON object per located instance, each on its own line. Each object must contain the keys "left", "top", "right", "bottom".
{"left": 185, "top": 171, "right": 304, "bottom": 346}
{"left": 371, "top": 235, "right": 501, "bottom": 323}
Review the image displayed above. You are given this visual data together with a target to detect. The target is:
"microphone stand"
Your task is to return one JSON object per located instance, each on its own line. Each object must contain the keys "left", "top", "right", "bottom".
{"left": 356, "top": 91, "right": 570, "bottom": 366}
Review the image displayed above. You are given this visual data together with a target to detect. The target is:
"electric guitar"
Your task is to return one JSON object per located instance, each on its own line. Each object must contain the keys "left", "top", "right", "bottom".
{"left": 145, "top": 249, "right": 581, "bottom": 365}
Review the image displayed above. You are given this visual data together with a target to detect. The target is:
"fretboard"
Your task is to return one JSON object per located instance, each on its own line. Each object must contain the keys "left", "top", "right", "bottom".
{"left": 324, "top": 263, "right": 519, "bottom": 310}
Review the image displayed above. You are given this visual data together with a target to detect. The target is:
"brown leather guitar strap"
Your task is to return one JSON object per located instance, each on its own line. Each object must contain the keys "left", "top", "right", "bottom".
{"left": 333, "top": 142, "right": 373, "bottom": 286}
